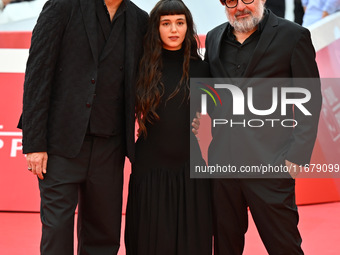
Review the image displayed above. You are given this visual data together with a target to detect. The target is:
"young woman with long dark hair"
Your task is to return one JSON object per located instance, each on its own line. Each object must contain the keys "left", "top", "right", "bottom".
{"left": 125, "top": 1, "right": 212, "bottom": 254}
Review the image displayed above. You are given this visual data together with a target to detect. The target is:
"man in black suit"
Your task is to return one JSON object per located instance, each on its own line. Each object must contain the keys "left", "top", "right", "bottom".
{"left": 294, "top": 0, "right": 305, "bottom": 25}
{"left": 204, "top": 0, "right": 322, "bottom": 254}
{"left": 265, "top": 0, "right": 305, "bottom": 25}
{"left": 18, "top": 0, "right": 148, "bottom": 254}
{"left": 265, "top": 0, "right": 285, "bottom": 18}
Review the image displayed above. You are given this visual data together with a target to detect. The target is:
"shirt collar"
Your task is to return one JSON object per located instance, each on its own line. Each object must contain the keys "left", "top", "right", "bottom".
{"left": 102, "top": 0, "right": 129, "bottom": 11}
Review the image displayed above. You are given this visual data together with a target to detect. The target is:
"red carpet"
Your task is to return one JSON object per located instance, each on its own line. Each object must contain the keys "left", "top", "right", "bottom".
{"left": 1, "top": 202, "right": 339, "bottom": 254}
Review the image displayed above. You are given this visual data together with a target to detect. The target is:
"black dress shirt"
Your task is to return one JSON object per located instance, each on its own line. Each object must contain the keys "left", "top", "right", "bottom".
{"left": 220, "top": 10, "right": 269, "bottom": 78}
{"left": 88, "top": 0, "right": 127, "bottom": 137}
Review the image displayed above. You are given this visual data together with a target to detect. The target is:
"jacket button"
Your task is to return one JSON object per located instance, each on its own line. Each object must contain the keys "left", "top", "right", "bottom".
{"left": 86, "top": 103, "right": 91, "bottom": 108}
{"left": 91, "top": 78, "right": 95, "bottom": 84}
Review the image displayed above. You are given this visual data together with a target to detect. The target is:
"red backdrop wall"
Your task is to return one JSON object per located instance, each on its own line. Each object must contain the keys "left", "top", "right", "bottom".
{"left": 0, "top": 32, "right": 339, "bottom": 212}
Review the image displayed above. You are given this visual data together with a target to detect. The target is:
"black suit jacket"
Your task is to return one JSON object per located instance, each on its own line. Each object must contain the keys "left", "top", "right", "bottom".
{"left": 205, "top": 11, "right": 322, "bottom": 170}
{"left": 19, "top": 0, "right": 148, "bottom": 161}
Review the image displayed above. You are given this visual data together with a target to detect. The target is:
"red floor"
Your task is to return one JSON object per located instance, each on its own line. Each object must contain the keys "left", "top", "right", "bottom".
{"left": 1, "top": 202, "right": 339, "bottom": 254}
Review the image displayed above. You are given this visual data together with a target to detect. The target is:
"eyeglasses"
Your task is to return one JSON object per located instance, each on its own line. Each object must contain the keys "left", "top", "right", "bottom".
{"left": 221, "top": 0, "right": 255, "bottom": 8}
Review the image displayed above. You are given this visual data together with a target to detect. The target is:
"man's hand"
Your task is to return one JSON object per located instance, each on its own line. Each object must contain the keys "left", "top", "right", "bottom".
{"left": 27, "top": 152, "right": 48, "bottom": 180}
{"left": 285, "top": 160, "right": 301, "bottom": 179}
{"left": 2, "top": 0, "right": 13, "bottom": 6}
{"left": 191, "top": 112, "right": 201, "bottom": 137}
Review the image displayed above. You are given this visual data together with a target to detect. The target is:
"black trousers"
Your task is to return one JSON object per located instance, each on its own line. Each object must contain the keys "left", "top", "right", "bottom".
{"left": 212, "top": 178, "right": 304, "bottom": 255}
{"left": 265, "top": 0, "right": 286, "bottom": 18}
{"left": 294, "top": 0, "right": 304, "bottom": 25}
{"left": 39, "top": 135, "right": 125, "bottom": 255}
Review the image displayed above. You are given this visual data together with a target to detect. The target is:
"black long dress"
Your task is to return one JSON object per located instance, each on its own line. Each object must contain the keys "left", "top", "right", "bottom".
{"left": 125, "top": 48, "right": 212, "bottom": 255}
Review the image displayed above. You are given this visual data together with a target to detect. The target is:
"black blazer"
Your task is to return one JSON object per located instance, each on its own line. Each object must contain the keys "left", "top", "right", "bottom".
{"left": 205, "top": 11, "right": 322, "bottom": 168}
{"left": 19, "top": 0, "right": 148, "bottom": 161}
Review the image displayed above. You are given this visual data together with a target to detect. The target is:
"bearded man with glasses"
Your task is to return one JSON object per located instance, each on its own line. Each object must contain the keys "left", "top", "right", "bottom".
{"left": 204, "top": 0, "right": 322, "bottom": 254}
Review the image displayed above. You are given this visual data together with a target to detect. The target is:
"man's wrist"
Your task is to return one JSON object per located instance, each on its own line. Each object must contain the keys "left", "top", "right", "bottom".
{"left": 0, "top": 1, "right": 4, "bottom": 11}
{"left": 1, "top": 0, "right": 11, "bottom": 10}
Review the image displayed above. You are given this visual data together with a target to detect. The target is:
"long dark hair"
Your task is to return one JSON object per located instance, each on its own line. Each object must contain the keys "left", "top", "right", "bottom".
{"left": 136, "top": 0, "right": 200, "bottom": 138}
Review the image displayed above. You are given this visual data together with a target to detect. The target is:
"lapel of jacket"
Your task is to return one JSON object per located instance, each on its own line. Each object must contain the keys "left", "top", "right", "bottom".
{"left": 80, "top": 0, "right": 99, "bottom": 66}
{"left": 211, "top": 24, "right": 229, "bottom": 77}
{"left": 243, "top": 11, "right": 279, "bottom": 78}
{"left": 99, "top": 24, "right": 124, "bottom": 62}
{"left": 99, "top": 0, "right": 127, "bottom": 63}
